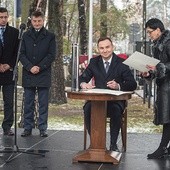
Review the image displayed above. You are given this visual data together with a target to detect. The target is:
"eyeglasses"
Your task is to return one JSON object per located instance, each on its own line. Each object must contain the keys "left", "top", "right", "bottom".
{"left": 146, "top": 29, "right": 156, "bottom": 35}
{"left": 0, "top": 16, "right": 8, "bottom": 19}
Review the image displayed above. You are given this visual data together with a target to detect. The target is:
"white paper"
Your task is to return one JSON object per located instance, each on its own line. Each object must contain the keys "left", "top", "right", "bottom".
{"left": 123, "top": 51, "right": 160, "bottom": 72}
{"left": 81, "top": 88, "right": 133, "bottom": 96}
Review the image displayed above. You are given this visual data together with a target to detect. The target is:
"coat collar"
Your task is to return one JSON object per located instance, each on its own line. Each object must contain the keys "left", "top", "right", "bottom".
{"left": 27, "top": 27, "right": 47, "bottom": 41}
{"left": 153, "top": 30, "right": 170, "bottom": 51}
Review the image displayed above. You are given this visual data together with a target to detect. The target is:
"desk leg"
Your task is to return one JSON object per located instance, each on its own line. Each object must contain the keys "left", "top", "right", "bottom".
{"left": 73, "top": 101, "right": 122, "bottom": 164}
{"left": 90, "top": 101, "right": 107, "bottom": 149}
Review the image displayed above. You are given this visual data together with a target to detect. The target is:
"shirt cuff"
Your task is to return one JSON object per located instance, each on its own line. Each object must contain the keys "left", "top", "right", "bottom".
{"left": 117, "top": 83, "right": 120, "bottom": 90}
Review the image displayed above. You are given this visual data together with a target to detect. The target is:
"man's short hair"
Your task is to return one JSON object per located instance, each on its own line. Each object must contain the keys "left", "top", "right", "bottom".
{"left": 0, "top": 7, "right": 8, "bottom": 13}
{"left": 97, "top": 37, "right": 113, "bottom": 46}
{"left": 31, "top": 10, "right": 44, "bottom": 18}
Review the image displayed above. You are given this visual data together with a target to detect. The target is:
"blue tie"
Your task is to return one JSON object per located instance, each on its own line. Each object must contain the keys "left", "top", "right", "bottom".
{"left": 0, "top": 27, "right": 5, "bottom": 45}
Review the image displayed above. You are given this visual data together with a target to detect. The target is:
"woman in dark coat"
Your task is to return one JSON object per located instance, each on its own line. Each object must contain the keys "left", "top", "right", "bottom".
{"left": 143, "top": 18, "right": 170, "bottom": 159}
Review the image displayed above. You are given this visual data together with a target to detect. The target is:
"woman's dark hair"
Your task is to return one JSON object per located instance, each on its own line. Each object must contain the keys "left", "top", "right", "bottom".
{"left": 145, "top": 18, "right": 165, "bottom": 32}
{"left": 97, "top": 37, "right": 113, "bottom": 46}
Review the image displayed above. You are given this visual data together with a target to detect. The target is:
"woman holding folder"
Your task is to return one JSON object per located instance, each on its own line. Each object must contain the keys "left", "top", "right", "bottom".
{"left": 143, "top": 18, "right": 170, "bottom": 159}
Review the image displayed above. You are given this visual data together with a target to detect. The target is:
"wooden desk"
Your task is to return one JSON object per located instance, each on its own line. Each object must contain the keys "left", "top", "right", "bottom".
{"left": 67, "top": 90, "right": 132, "bottom": 164}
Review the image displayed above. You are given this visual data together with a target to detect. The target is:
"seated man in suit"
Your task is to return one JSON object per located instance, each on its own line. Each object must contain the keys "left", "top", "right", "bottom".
{"left": 79, "top": 37, "right": 137, "bottom": 151}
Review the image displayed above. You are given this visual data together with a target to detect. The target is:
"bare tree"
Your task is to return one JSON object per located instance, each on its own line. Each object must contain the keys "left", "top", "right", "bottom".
{"left": 48, "top": 0, "right": 67, "bottom": 104}
{"left": 63, "top": 0, "right": 77, "bottom": 55}
{"left": 100, "top": 0, "right": 107, "bottom": 37}
{"left": 78, "top": 0, "right": 87, "bottom": 55}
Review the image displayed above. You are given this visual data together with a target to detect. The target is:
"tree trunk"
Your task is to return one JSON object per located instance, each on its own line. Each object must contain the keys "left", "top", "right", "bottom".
{"left": 64, "top": 0, "right": 76, "bottom": 54}
{"left": 48, "top": 0, "right": 67, "bottom": 104}
{"left": 21, "top": 0, "right": 32, "bottom": 24}
{"left": 78, "top": 0, "right": 87, "bottom": 55}
{"left": 100, "top": 0, "right": 107, "bottom": 37}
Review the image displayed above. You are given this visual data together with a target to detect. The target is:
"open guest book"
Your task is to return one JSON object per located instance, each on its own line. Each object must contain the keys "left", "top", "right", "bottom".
{"left": 81, "top": 88, "right": 134, "bottom": 96}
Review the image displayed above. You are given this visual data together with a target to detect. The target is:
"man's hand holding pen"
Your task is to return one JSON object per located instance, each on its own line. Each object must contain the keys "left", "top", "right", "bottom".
{"left": 80, "top": 80, "right": 120, "bottom": 90}
{"left": 107, "top": 80, "right": 120, "bottom": 90}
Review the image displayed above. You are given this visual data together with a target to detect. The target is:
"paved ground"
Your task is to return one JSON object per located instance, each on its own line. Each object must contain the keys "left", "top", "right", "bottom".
{"left": 0, "top": 129, "right": 169, "bottom": 170}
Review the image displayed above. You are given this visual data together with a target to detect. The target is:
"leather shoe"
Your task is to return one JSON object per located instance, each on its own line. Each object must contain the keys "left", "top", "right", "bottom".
{"left": 110, "top": 144, "right": 120, "bottom": 152}
{"left": 40, "top": 130, "right": 48, "bottom": 137}
{"left": 21, "top": 129, "right": 32, "bottom": 137}
{"left": 147, "top": 146, "right": 168, "bottom": 159}
{"left": 3, "top": 129, "right": 14, "bottom": 136}
{"left": 167, "top": 147, "right": 170, "bottom": 155}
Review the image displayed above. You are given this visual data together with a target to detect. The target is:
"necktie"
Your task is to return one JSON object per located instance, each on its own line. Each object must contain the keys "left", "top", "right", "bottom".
{"left": 105, "top": 61, "right": 109, "bottom": 73}
{"left": 0, "top": 27, "right": 5, "bottom": 45}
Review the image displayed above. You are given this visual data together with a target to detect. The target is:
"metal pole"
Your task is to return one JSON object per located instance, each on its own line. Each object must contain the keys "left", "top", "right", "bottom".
{"left": 75, "top": 44, "right": 79, "bottom": 91}
{"left": 88, "top": 0, "right": 93, "bottom": 61}
{"left": 14, "top": 0, "right": 17, "bottom": 27}
{"left": 143, "top": 0, "right": 152, "bottom": 108}
{"left": 71, "top": 43, "right": 79, "bottom": 91}
{"left": 142, "top": 0, "right": 147, "bottom": 105}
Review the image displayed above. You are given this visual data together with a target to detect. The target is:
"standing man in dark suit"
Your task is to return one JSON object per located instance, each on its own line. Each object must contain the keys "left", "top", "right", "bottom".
{"left": 0, "top": 7, "right": 19, "bottom": 136}
{"left": 19, "top": 11, "right": 56, "bottom": 137}
{"left": 79, "top": 37, "right": 137, "bottom": 151}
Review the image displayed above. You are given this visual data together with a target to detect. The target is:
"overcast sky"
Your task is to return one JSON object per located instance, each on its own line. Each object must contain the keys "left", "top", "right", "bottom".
{"left": 114, "top": 0, "right": 123, "bottom": 9}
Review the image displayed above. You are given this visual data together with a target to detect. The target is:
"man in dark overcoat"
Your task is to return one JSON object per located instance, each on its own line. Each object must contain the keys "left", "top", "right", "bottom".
{"left": 19, "top": 11, "right": 56, "bottom": 137}
{"left": 0, "top": 7, "right": 19, "bottom": 136}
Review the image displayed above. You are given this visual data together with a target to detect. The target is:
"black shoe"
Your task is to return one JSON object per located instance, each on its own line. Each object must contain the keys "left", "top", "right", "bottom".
{"left": 21, "top": 129, "right": 32, "bottom": 137}
{"left": 110, "top": 144, "right": 120, "bottom": 152}
{"left": 40, "top": 130, "right": 48, "bottom": 137}
{"left": 147, "top": 146, "right": 168, "bottom": 159}
{"left": 3, "top": 129, "right": 14, "bottom": 136}
{"left": 167, "top": 147, "right": 170, "bottom": 155}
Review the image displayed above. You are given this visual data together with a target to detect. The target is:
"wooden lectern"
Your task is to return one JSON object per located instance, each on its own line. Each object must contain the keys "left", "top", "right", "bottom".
{"left": 67, "top": 90, "right": 132, "bottom": 164}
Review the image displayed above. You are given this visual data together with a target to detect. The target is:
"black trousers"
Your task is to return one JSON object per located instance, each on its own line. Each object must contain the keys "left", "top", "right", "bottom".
{"left": 83, "top": 100, "right": 124, "bottom": 147}
{"left": 0, "top": 84, "right": 14, "bottom": 131}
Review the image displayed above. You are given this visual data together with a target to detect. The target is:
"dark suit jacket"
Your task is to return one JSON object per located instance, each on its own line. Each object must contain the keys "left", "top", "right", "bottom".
{"left": 79, "top": 53, "right": 137, "bottom": 109}
{"left": 0, "top": 25, "right": 19, "bottom": 85}
{"left": 19, "top": 27, "right": 56, "bottom": 87}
